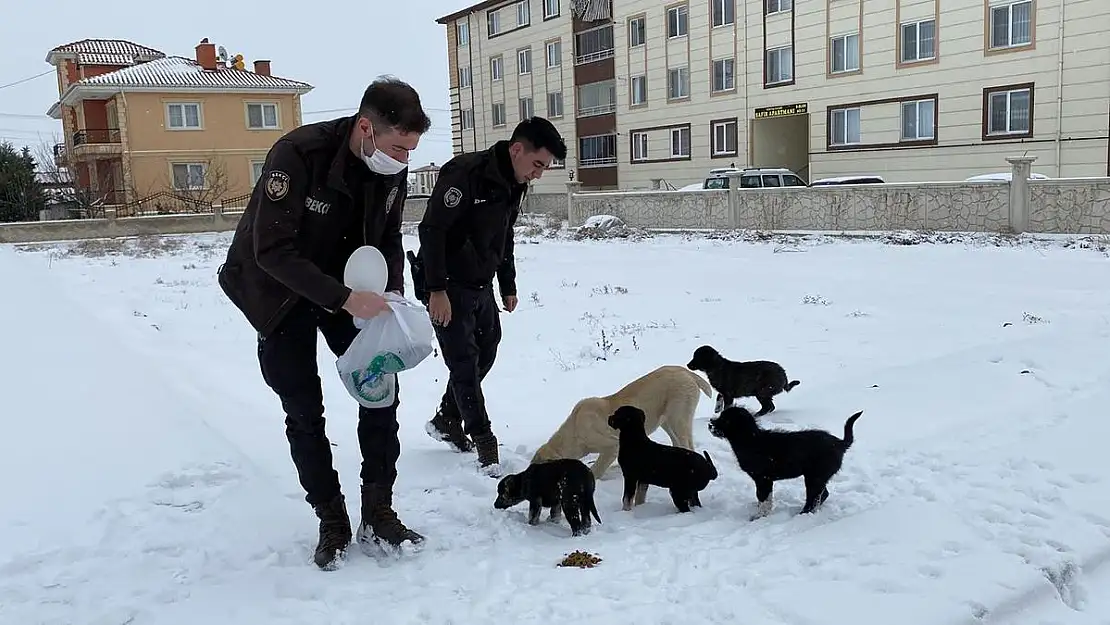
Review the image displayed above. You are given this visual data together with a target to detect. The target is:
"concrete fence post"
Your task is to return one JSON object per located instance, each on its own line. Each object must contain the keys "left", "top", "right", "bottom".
{"left": 565, "top": 180, "right": 582, "bottom": 226}
{"left": 212, "top": 202, "right": 224, "bottom": 220}
{"left": 726, "top": 171, "right": 744, "bottom": 228}
{"left": 1005, "top": 156, "right": 1037, "bottom": 234}
{"left": 104, "top": 206, "right": 117, "bottom": 222}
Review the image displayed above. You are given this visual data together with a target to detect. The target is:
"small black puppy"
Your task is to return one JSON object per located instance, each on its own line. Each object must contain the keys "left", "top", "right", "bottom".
{"left": 708, "top": 405, "right": 862, "bottom": 519}
{"left": 494, "top": 458, "right": 602, "bottom": 536}
{"left": 607, "top": 405, "right": 718, "bottom": 513}
{"left": 687, "top": 345, "right": 800, "bottom": 417}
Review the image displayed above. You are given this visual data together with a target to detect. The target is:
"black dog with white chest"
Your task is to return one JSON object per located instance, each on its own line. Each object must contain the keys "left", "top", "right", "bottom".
{"left": 708, "top": 406, "right": 862, "bottom": 519}
{"left": 494, "top": 458, "right": 602, "bottom": 536}
{"left": 607, "top": 405, "right": 718, "bottom": 513}
{"left": 687, "top": 345, "right": 800, "bottom": 416}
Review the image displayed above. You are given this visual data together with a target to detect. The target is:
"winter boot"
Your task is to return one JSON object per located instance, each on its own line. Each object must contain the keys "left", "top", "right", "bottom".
{"left": 311, "top": 494, "right": 352, "bottom": 571}
{"left": 425, "top": 405, "right": 473, "bottom": 453}
{"left": 472, "top": 430, "right": 501, "bottom": 477}
{"left": 356, "top": 483, "right": 425, "bottom": 556}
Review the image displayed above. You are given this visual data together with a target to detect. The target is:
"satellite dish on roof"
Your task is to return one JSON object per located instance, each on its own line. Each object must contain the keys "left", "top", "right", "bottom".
{"left": 217, "top": 46, "right": 229, "bottom": 63}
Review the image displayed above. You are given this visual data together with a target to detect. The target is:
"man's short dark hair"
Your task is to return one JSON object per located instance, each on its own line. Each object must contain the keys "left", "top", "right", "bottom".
{"left": 359, "top": 76, "right": 433, "bottom": 135}
{"left": 510, "top": 116, "right": 568, "bottom": 161}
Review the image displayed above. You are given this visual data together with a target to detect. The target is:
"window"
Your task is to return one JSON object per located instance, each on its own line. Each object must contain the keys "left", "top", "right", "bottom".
{"left": 166, "top": 103, "right": 201, "bottom": 129}
{"left": 575, "top": 24, "right": 614, "bottom": 64}
{"left": 712, "top": 0, "right": 735, "bottom": 27}
{"left": 712, "top": 58, "right": 735, "bottom": 92}
{"left": 667, "top": 5, "right": 688, "bottom": 37}
{"left": 246, "top": 103, "right": 279, "bottom": 129}
{"left": 712, "top": 119, "right": 738, "bottom": 156}
{"left": 250, "top": 161, "right": 265, "bottom": 186}
{"left": 766, "top": 0, "right": 791, "bottom": 14}
{"left": 985, "top": 85, "right": 1032, "bottom": 137}
{"left": 491, "top": 56, "right": 503, "bottom": 80}
{"left": 551, "top": 157, "right": 565, "bottom": 168}
{"left": 830, "top": 107, "right": 861, "bottom": 145}
{"left": 629, "top": 16, "right": 647, "bottom": 47}
{"left": 670, "top": 126, "right": 691, "bottom": 158}
{"left": 460, "top": 108, "right": 474, "bottom": 130}
{"left": 458, "top": 66, "right": 472, "bottom": 87}
{"left": 579, "top": 134, "right": 617, "bottom": 167}
{"left": 518, "top": 48, "right": 532, "bottom": 74}
{"left": 544, "top": 0, "right": 559, "bottom": 19}
{"left": 171, "top": 163, "right": 206, "bottom": 190}
{"left": 517, "top": 0, "right": 530, "bottom": 26}
{"left": 492, "top": 102, "right": 506, "bottom": 127}
{"left": 990, "top": 0, "right": 1033, "bottom": 49}
{"left": 765, "top": 46, "right": 793, "bottom": 84}
{"left": 901, "top": 99, "right": 936, "bottom": 141}
{"left": 487, "top": 10, "right": 501, "bottom": 36}
{"left": 457, "top": 21, "right": 470, "bottom": 46}
{"left": 547, "top": 91, "right": 564, "bottom": 117}
{"left": 668, "top": 67, "right": 689, "bottom": 99}
{"left": 830, "top": 34, "right": 860, "bottom": 73}
{"left": 519, "top": 97, "right": 534, "bottom": 120}
{"left": 901, "top": 19, "right": 936, "bottom": 62}
{"left": 631, "top": 131, "right": 649, "bottom": 161}
{"left": 577, "top": 80, "right": 616, "bottom": 116}
{"left": 630, "top": 75, "right": 647, "bottom": 105}
{"left": 546, "top": 40, "right": 561, "bottom": 68}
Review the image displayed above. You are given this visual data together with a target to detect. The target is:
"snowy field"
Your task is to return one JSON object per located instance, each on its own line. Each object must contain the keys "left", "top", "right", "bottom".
{"left": 3, "top": 227, "right": 1110, "bottom": 625}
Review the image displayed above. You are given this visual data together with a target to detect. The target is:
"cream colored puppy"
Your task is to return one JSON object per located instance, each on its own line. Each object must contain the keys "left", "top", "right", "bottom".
{"left": 532, "top": 365, "right": 713, "bottom": 479}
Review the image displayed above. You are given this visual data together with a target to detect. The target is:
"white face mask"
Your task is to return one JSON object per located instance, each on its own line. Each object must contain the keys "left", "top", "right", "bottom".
{"left": 361, "top": 129, "right": 407, "bottom": 175}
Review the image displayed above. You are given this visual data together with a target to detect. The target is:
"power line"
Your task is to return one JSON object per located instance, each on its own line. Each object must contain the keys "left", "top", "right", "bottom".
{"left": 0, "top": 70, "right": 53, "bottom": 91}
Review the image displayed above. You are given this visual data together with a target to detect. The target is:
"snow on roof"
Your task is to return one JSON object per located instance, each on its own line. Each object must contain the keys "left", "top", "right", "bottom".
{"left": 65, "top": 56, "right": 313, "bottom": 96}
{"left": 77, "top": 53, "right": 138, "bottom": 66}
{"left": 46, "top": 39, "right": 165, "bottom": 64}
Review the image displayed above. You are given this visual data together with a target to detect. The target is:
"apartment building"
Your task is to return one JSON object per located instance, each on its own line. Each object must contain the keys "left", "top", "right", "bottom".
{"left": 439, "top": 0, "right": 1110, "bottom": 191}
{"left": 45, "top": 38, "right": 312, "bottom": 206}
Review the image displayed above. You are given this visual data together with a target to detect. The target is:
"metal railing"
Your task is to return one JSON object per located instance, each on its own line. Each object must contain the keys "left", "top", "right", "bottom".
{"left": 579, "top": 156, "right": 617, "bottom": 168}
{"left": 72, "top": 128, "right": 121, "bottom": 145}
{"left": 577, "top": 102, "right": 616, "bottom": 117}
{"left": 575, "top": 48, "right": 615, "bottom": 65}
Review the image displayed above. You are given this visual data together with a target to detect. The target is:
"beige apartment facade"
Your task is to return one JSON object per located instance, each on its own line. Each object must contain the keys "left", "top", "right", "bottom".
{"left": 440, "top": 0, "right": 1110, "bottom": 190}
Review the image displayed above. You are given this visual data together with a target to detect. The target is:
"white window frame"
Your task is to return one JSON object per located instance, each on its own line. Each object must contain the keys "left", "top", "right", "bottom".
{"left": 487, "top": 10, "right": 501, "bottom": 36}
{"left": 492, "top": 102, "right": 506, "bottom": 127}
{"left": 245, "top": 102, "right": 279, "bottom": 130}
{"left": 456, "top": 21, "right": 470, "bottom": 46}
{"left": 766, "top": 0, "right": 792, "bottom": 14}
{"left": 765, "top": 46, "right": 793, "bottom": 84}
{"left": 629, "top": 16, "right": 647, "bottom": 47}
{"left": 989, "top": 0, "right": 1033, "bottom": 49}
{"left": 670, "top": 126, "right": 691, "bottom": 158}
{"left": 667, "top": 66, "right": 689, "bottom": 100}
{"left": 458, "top": 66, "right": 472, "bottom": 88}
{"left": 712, "top": 0, "right": 735, "bottom": 27}
{"left": 631, "top": 131, "right": 649, "bottom": 162}
{"left": 491, "top": 56, "right": 503, "bottom": 80}
{"left": 576, "top": 80, "right": 616, "bottom": 117}
{"left": 667, "top": 5, "right": 689, "bottom": 38}
{"left": 830, "top": 107, "right": 862, "bottom": 146}
{"left": 518, "top": 48, "right": 532, "bottom": 74}
{"left": 171, "top": 162, "right": 206, "bottom": 190}
{"left": 900, "top": 19, "right": 936, "bottom": 63}
{"left": 516, "top": 0, "right": 530, "bottom": 27}
{"left": 630, "top": 75, "right": 647, "bottom": 106}
{"left": 519, "top": 96, "right": 534, "bottom": 120}
{"left": 460, "top": 108, "right": 474, "bottom": 130}
{"left": 829, "top": 33, "right": 860, "bottom": 73}
{"left": 901, "top": 99, "right": 936, "bottom": 141}
{"left": 712, "top": 58, "right": 735, "bottom": 92}
{"left": 543, "top": 0, "right": 559, "bottom": 19}
{"left": 712, "top": 119, "right": 738, "bottom": 156}
{"left": 166, "top": 102, "right": 202, "bottom": 130}
{"left": 547, "top": 91, "right": 564, "bottom": 118}
{"left": 987, "top": 86, "right": 1032, "bottom": 136}
{"left": 250, "top": 160, "right": 265, "bottom": 186}
{"left": 546, "top": 40, "right": 562, "bottom": 68}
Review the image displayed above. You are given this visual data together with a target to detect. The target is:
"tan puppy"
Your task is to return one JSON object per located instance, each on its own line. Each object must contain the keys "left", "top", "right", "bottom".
{"left": 532, "top": 365, "right": 713, "bottom": 479}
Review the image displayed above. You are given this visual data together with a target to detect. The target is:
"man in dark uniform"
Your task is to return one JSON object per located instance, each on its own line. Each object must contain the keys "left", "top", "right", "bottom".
{"left": 217, "top": 77, "right": 432, "bottom": 570}
{"left": 411, "top": 117, "right": 567, "bottom": 476}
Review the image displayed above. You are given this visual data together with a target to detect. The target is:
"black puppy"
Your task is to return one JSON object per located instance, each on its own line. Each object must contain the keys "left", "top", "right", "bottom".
{"left": 708, "top": 405, "right": 862, "bottom": 519}
{"left": 494, "top": 459, "right": 602, "bottom": 536}
{"left": 687, "top": 345, "right": 800, "bottom": 417}
{"left": 607, "top": 405, "right": 718, "bottom": 513}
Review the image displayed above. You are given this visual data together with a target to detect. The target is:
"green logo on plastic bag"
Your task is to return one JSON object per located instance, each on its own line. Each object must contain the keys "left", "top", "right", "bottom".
{"left": 350, "top": 352, "right": 406, "bottom": 402}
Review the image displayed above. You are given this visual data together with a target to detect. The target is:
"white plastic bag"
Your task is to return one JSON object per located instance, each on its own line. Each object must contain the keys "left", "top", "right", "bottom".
{"left": 336, "top": 293, "right": 435, "bottom": 408}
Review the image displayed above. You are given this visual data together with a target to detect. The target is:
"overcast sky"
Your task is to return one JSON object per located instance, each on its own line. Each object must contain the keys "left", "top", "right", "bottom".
{"left": 0, "top": 0, "right": 470, "bottom": 168}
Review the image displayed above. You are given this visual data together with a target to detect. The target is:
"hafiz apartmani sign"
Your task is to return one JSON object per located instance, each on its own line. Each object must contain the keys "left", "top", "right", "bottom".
{"left": 753, "top": 103, "right": 808, "bottom": 118}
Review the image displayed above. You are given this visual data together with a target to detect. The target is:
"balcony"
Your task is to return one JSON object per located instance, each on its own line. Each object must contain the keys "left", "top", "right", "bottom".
{"left": 574, "top": 24, "right": 614, "bottom": 65}
{"left": 70, "top": 128, "right": 123, "bottom": 158}
{"left": 576, "top": 80, "right": 617, "bottom": 118}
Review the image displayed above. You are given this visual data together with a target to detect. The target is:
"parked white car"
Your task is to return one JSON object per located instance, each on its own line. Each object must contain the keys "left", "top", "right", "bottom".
{"left": 965, "top": 172, "right": 1050, "bottom": 182}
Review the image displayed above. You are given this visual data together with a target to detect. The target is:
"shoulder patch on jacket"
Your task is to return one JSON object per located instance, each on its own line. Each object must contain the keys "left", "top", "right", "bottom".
{"left": 265, "top": 171, "right": 291, "bottom": 201}
{"left": 386, "top": 186, "right": 399, "bottom": 211}
{"left": 443, "top": 186, "right": 463, "bottom": 208}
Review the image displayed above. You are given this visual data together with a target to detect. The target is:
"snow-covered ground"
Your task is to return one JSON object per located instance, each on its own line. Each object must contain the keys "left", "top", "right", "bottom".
{"left": 3, "top": 228, "right": 1110, "bottom": 625}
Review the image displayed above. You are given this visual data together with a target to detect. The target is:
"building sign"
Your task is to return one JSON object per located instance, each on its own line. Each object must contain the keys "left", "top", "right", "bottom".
{"left": 753, "top": 103, "right": 808, "bottom": 119}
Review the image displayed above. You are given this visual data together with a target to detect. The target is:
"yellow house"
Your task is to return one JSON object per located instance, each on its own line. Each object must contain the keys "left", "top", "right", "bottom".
{"left": 45, "top": 38, "right": 313, "bottom": 208}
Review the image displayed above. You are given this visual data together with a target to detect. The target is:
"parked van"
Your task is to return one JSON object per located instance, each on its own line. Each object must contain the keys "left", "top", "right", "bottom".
{"left": 703, "top": 167, "right": 807, "bottom": 189}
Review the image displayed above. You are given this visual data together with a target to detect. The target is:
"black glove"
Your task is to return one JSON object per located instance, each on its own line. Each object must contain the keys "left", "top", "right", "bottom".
{"left": 406, "top": 250, "right": 427, "bottom": 304}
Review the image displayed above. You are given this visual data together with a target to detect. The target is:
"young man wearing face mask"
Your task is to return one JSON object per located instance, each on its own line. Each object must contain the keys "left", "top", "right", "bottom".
{"left": 217, "top": 76, "right": 432, "bottom": 570}
{"left": 412, "top": 117, "right": 568, "bottom": 476}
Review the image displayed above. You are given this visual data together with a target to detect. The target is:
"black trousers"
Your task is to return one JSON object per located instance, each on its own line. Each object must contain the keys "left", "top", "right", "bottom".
{"left": 433, "top": 284, "right": 502, "bottom": 437}
{"left": 257, "top": 299, "right": 400, "bottom": 507}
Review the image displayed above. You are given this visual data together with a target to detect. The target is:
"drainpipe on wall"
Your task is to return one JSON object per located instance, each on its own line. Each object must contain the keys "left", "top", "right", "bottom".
{"left": 1054, "top": 0, "right": 1065, "bottom": 177}
{"left": 742, "top": 0, "right": 749, "bottom": 165}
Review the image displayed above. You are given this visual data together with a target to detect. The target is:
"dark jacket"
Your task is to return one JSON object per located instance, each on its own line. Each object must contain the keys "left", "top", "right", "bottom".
{"left": 217, "top": 115, "right": 408, "bottom": 337}
{"left": 415, "top": 141, "right": 526, "bottom": 297}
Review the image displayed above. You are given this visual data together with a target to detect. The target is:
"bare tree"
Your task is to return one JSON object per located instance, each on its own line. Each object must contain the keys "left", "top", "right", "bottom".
{"left": 34, "top": 135, "right": 115, "bottom": 219}
{"left": 146, "top": 154, "right": 233, "bottom": 215}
